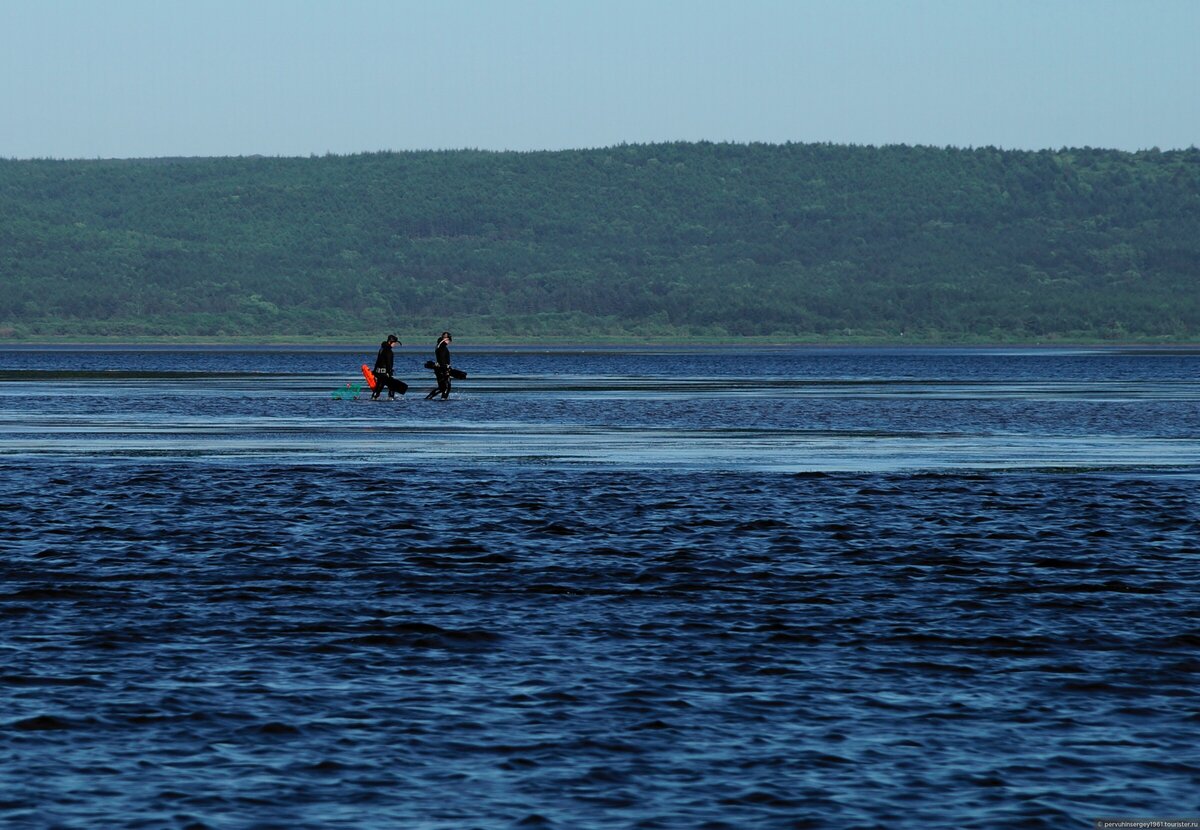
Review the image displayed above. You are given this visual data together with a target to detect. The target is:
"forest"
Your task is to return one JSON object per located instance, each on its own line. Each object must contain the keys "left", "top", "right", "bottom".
{"left": 1, "top": 142, "right": 1197, "bottom": 341}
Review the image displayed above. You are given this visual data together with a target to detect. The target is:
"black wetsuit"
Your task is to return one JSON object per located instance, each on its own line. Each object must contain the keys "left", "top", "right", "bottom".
{"left": 371, "top": 341, "right": 407, "bottom": 398}
{"left": 425, "top": 339, "right": 451, "bottom": 400}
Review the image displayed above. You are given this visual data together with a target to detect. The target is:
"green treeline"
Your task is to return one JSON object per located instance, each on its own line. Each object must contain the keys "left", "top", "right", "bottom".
{"left": 1, "top": 142, "right": 1198, "bottom": 341}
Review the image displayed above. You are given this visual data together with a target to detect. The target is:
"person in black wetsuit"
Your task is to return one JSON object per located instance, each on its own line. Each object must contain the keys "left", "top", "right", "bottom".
{"left": 424, "top": 331, "right": 453, "bottom": 400}
{"left": 371, "top": 334, "right": 408, "bottom": 399}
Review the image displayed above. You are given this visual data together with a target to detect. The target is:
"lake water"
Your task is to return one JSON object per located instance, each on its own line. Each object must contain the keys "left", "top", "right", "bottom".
{"left": 1, "top": 346, "right": 1198, "bottom": 828}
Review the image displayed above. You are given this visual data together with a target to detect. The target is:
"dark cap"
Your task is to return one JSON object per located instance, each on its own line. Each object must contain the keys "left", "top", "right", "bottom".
{"left": 387, "top": 334, "right": 400, "bottom": 343}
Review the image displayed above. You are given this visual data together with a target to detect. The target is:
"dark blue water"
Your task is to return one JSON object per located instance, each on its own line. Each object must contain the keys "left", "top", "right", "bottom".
{"left": 2, "top": 347, "right": 1198, "bottom": 828}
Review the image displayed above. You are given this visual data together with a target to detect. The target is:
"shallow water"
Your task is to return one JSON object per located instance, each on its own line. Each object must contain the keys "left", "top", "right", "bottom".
{"left": 1, "top": 347, "right": 1198, "bottom": 828}
{"left": 3, "top": 345, "right": 1200, "bottom": 471}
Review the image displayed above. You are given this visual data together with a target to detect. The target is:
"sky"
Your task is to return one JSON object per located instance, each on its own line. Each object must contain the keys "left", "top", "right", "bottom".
{"left": 0, "top": 0, "right": 1196, "bottom": 159}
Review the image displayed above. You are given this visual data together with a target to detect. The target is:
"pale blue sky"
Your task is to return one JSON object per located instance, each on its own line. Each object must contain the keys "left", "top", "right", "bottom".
{"left": 1, "top": 0, "right": 1196, "bottom": 158}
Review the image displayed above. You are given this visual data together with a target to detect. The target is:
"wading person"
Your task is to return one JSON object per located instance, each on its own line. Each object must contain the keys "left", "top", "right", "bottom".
{"left": 371, "top": 334, "right": 408, "bottom": 399}
{"left": 424, "top": 331, "right": 453, "bottom": 400}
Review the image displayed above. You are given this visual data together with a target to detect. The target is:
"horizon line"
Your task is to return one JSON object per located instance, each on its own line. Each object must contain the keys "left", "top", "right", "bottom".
{"left": 5, "top": 140, "right": 1200, "bottom": 164}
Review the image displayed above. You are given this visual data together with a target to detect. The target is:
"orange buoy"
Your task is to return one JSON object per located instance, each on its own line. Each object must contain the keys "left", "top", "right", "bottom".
{"left": 361, "top": 364, "right": 377, "bottom": 390}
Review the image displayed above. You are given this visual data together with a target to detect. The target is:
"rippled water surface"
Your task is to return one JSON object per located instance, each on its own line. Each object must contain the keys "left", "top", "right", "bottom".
{"left": 2, "top": 346, "right": 1199, "bottom": 828}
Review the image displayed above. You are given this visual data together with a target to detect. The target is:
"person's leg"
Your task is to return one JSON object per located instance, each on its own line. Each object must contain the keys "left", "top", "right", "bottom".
{"left": 428, "top": 367, "right": 447, "bottom": 399}
{"left": 440, "top": 374, "right": 451, "bottom": 400}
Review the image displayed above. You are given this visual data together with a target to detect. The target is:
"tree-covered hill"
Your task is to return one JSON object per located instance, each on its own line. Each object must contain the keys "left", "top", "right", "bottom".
{"left": 1, "top": 142, "right": 1198, "bottom": 341}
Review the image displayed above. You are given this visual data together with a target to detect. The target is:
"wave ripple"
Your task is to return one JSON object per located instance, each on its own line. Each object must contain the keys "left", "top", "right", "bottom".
{"left": 1, "top": 462, "right": 1198, "bottom": 828}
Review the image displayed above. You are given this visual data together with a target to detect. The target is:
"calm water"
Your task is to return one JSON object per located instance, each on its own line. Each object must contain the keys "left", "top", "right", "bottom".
{"left": 1, "top": 346, "right": 1199, "bottom": 828}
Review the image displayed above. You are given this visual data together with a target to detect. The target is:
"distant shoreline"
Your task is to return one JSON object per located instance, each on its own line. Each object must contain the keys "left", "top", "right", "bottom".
{"left": 5, "top": 145, "right": 1198, "bottom": 348}
{"left": 3, "top": 336, "right": 1199, "bottom": 351}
